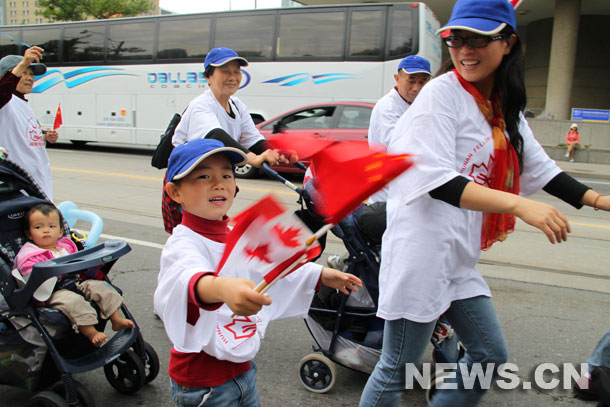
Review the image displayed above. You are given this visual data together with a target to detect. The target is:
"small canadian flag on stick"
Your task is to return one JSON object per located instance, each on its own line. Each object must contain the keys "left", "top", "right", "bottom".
{"left": 53, "top": 104, "right": 63, "bottom": 130}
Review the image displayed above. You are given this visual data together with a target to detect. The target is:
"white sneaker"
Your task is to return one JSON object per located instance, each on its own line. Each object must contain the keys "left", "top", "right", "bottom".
{"left": 570, "top": 159, "right": 575, "bottom": 162}
{"left": 564, "top": 153, "right": 569, "bottom": 158}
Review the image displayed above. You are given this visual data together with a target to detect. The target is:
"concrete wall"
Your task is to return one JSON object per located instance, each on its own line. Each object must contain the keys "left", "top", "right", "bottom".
{"left": 524, "top": 15, "right": 610, "bottom": 116}
{"left": 529, "top": 119, "right": 610, "bottom": 164}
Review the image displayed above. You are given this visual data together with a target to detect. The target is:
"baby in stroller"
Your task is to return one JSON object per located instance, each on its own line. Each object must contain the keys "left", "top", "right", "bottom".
{"left": 0, "top": 157, "right": 158, "bottom": 406}
{"left": 14, "top": 203, "right": 134, "bottom": 347}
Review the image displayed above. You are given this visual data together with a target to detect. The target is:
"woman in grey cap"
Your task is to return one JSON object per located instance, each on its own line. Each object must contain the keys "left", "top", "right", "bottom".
{"left": 0, "top": 46, "right": 58, "bottom": 199}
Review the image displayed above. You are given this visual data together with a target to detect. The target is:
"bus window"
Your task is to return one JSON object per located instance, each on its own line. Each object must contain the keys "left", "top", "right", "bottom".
{"left": 348, "top": 10, "right": 383, "bottom": 58}
{"left": 63, "top": 24, "right": 106, "bottom": 63}
{"left": 23, "top": 27, "right": 61, "bottom": 65}
{"left": 158, "top": 18, "right": 210, "bottom": 60}
{"left": 107, "top": 21, "right": 154, "bottom": 61}
{"left": 278, "top": 11, "right": 345, "bottom": 58}
{"left": 214, "top": 14, "right": 274, "bottom": 59}
{"left": 0, "top": 29, "right": 22, "bottom": 57}
{"left": 389, "top": 8, "right": 415, "bottom": 57}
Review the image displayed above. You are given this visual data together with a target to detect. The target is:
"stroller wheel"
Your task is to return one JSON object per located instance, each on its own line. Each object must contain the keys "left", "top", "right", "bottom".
{"left": 103, "top": 349, "right": 146, "bottom": 394}
{"left": 297, "top": 353, "right": 336, "bottom": 394}
{"left": 136, "top": 340, "right": 160, "bottom": 384}
{"left": 50, "top": 379, "right": 96, "bottom": 407}
{"left": 28, "top": 391, "right": 69, "bottom": 407}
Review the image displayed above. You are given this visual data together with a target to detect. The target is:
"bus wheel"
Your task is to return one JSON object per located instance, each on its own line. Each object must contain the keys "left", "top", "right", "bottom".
{"left": 70, "top": 140, "right": 89, "bottom": 146}
{"left": 235, "top": 163, "right": 259, "bottom": 179}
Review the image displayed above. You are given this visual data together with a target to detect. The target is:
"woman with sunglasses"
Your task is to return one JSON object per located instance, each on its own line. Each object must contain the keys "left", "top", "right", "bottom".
{"left": 360, "top": 0, "right": 609, "bottom": 406}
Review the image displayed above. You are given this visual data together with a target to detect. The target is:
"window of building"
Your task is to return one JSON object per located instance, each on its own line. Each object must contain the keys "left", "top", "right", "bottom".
{"left": 158, "top": 17, "right": 210, "bottom": 60}
{"left": 278, "top": 11, "right": 345, "bottom": 58}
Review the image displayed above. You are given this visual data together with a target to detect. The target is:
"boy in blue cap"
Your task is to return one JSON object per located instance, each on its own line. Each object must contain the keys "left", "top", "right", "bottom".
{"left": 155, "top": 138, "right": 361, "bottom": 406}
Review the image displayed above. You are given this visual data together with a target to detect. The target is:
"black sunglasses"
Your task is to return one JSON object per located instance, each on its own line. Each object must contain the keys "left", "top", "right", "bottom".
{"left": 443, "top": 34, "right": 509, "bottom": 49}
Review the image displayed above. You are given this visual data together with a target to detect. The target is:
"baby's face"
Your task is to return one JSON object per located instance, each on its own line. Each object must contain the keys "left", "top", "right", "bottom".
{"left": 27, "top": 210, "right": 63, "bottom": 250}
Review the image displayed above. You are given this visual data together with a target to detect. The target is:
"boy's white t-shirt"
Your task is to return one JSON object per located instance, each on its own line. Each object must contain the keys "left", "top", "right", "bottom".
{"left": 172, "top": 89, "right": 264, "bottom": 149}
{"left": 0, "top": 96, "right": 52, "bottom": 199}
{"left": 377, "top": 71, "right": 561, "bottom": 323}
{"left": 367, "top": 88, "right": 410, "bottom": 204}
{"left": 154, "top": 224, "right": 322, "bottom": 363}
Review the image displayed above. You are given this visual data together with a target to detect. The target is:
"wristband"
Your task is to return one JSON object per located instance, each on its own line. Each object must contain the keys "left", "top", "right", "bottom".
{"left": 593, "top": 194, "right": 603, "bottom": 211}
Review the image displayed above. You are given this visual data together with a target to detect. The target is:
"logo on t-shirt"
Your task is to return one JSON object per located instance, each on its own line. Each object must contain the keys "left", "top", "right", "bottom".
{"left": 468, "top": 155, "right": 494, "bottom": 187}
{"left": 27, "top": 117, "right": 44, "bottom": 147}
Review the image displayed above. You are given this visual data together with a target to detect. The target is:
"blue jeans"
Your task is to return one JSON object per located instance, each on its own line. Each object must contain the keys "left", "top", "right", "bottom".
{"left": 170, "top": 361, "right": 259, "bottom": 407}
{"left": 588, "top": 329, "right": 610, "bottom": 373}
{"left": 360, "top": 296, "right": 508, "bottom": 407}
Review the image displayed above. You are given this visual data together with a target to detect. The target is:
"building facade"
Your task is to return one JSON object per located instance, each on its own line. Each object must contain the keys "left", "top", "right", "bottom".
{"left": 0, "top": 0, "right": 161, "bottom": 26}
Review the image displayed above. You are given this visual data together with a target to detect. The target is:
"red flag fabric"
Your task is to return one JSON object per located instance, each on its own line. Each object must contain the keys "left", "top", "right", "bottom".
{"left": 509, "top": 0, "right": 524, "bottom": 9}
{"left": 53, "top": 104, "right": 63, "bottom": 130}
{"left": 269, "top": 134, "right": 414, "bottom": 225}
{"left": 216, "top": 195, "right": 321, "bottom": 290}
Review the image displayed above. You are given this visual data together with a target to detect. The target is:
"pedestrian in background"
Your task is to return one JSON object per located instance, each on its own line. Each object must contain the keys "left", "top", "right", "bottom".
{"left": 0, "top": 46, "right": 58, "bottom": 199}
{"left": 565, "top": 123, "right": 580, "bottom": 162}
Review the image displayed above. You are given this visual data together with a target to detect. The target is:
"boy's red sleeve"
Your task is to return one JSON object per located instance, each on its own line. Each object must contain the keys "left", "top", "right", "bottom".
{"left": 188, "top": 272, "right": 223, "bottom": 311}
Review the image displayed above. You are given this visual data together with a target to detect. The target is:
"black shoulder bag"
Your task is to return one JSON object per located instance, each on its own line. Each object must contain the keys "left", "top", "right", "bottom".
{"left": 151, "top": 112, "right": 182, "bottom": 169}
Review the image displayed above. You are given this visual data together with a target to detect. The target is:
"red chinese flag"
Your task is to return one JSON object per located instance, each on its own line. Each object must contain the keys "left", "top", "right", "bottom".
{"left": 269, "top": 134, "right": 414, "bottom": 225}
{"left": 53, "top": 104, "right": 63, "bottom": 130}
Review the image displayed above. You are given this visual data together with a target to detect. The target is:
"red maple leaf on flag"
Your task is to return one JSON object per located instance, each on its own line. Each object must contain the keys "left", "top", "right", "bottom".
{"left": 244, "top": 243, "right": 272, "bottom": 263}
{"left": 272, "top": 225, "right": 301, "bottom": 248}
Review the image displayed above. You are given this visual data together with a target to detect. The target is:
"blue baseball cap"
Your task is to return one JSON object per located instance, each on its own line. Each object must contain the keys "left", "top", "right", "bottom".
{"left": 204, "top": 47, "right": 249, "bottom": 70}
{"left": 398, "top": 55, "right": 431, "bottom": 75}
{"left": 437, "top": 0, "right": 517, "bottom": 36}
{"left": 167, "top": 139, "right": 248, "bottom": 182}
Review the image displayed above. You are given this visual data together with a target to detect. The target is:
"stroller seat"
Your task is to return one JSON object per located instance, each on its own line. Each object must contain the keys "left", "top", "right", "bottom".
{"left": 0, "top": 157, "right": 159, "bottom": 406}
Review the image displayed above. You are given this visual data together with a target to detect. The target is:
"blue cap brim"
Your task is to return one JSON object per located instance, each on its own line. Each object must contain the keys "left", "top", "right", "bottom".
{"left": 437, "top": 19, "right": 507, "bottom": 36}
{"left": 209, "top": 56, "right": 249, "bottom": 68}
{"left": 401, "top": 68, "right": 431, "bottom": 75}
{"left": 172, "top": 147, "right": 248, "bottom": 181}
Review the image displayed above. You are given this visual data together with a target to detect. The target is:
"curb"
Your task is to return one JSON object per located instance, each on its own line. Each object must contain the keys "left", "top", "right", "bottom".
{"left": 563, "top": 170, "right": 610, "bottom": 181}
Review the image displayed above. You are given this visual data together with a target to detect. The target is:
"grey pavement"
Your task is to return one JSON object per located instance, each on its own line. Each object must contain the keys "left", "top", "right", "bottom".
{"left": 556, "top": 159, "right": 610, "bottom": 181}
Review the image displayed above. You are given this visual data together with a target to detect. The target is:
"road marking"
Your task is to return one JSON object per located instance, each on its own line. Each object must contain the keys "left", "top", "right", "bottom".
{"left": 571, "top": 221, "right": 610, "bottom": 230}
{"left": 52, "top": 167, "right": 298, "bottom": 195}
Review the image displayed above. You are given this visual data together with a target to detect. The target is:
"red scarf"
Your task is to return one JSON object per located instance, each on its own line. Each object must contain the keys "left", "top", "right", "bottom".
{"left": 453, "top": 69, "right": 520, "bottom": 250}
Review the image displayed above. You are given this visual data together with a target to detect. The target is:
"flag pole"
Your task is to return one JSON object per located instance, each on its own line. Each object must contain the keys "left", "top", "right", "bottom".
{"left": 232, "top": 223, "right": 334, "bottom": 317}
{"left": 255, "top": 222, "right": 334, "bottom": 294}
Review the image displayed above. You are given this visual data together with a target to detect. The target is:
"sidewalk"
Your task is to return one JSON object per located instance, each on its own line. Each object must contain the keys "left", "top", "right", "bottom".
{"left": 556, "top": 159, "right": 610, "bottom": 181}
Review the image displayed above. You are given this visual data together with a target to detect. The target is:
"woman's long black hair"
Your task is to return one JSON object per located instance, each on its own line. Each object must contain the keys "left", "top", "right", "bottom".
{"left": 437, "top": 26, "right": 526, "bottom": 172}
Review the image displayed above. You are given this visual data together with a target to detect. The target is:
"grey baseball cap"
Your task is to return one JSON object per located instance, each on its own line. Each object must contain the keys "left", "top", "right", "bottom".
{"left": 0, "top": 55, "right": 47, "bottom": 76}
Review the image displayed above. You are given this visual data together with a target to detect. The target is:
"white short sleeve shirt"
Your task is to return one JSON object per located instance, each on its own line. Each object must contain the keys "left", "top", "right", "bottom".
{"left": 377, "top": 71, "right": 561, "bottom": 322}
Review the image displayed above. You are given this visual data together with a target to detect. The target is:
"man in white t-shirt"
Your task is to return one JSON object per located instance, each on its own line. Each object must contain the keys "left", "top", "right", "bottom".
{"left": 328, "top": 55, "right": 433, "bottom": 268}
{"left": 367, "top": 55, "right": 431, "bottom": 204}
{"left": 0, "top": 47, "right": 58, "bottom": 199}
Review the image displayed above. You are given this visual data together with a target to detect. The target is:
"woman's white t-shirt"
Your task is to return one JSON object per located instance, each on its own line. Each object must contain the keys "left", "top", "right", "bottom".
{"left": 172, "top": 89, "right": 264, "bottom": 148}
{"left": 377, "top": 71, "right": 561, "bottom": 323}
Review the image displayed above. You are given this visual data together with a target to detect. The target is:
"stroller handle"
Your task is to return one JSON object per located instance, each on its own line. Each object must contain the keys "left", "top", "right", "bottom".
{"left": 260, "top": 162, "right": 305, "bottom": 195}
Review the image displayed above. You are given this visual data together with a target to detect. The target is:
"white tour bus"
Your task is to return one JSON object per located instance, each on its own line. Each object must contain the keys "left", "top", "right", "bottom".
{"left": 0, "top": 3, "right": 441, "bottom": 146}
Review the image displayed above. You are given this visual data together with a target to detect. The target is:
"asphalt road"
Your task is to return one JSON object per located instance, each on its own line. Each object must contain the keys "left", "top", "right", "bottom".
{"left": 2, "top": 142, "right": 609, "bottom": 406}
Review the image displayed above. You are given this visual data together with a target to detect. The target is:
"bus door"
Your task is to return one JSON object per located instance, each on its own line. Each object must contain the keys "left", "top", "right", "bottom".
{"left": 96, "top": 95, "right": 135, "bottom": 143}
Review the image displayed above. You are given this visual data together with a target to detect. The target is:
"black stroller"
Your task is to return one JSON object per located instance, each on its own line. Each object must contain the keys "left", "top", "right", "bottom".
{"left": 0, "top": 158, "right": 159, "bottom": 406}
{"left": 259, "top": 163, "right": 464, "bottom": 396}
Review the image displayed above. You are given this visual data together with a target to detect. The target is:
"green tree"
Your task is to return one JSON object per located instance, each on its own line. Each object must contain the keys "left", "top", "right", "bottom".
{"left": 37, "top": 0, "right": 154, "bottom": 22}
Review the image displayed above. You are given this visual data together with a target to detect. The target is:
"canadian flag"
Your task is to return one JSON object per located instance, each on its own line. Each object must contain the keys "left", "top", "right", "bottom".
{"left": 216, "top": 194, "right": 321, "bottom": 293}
